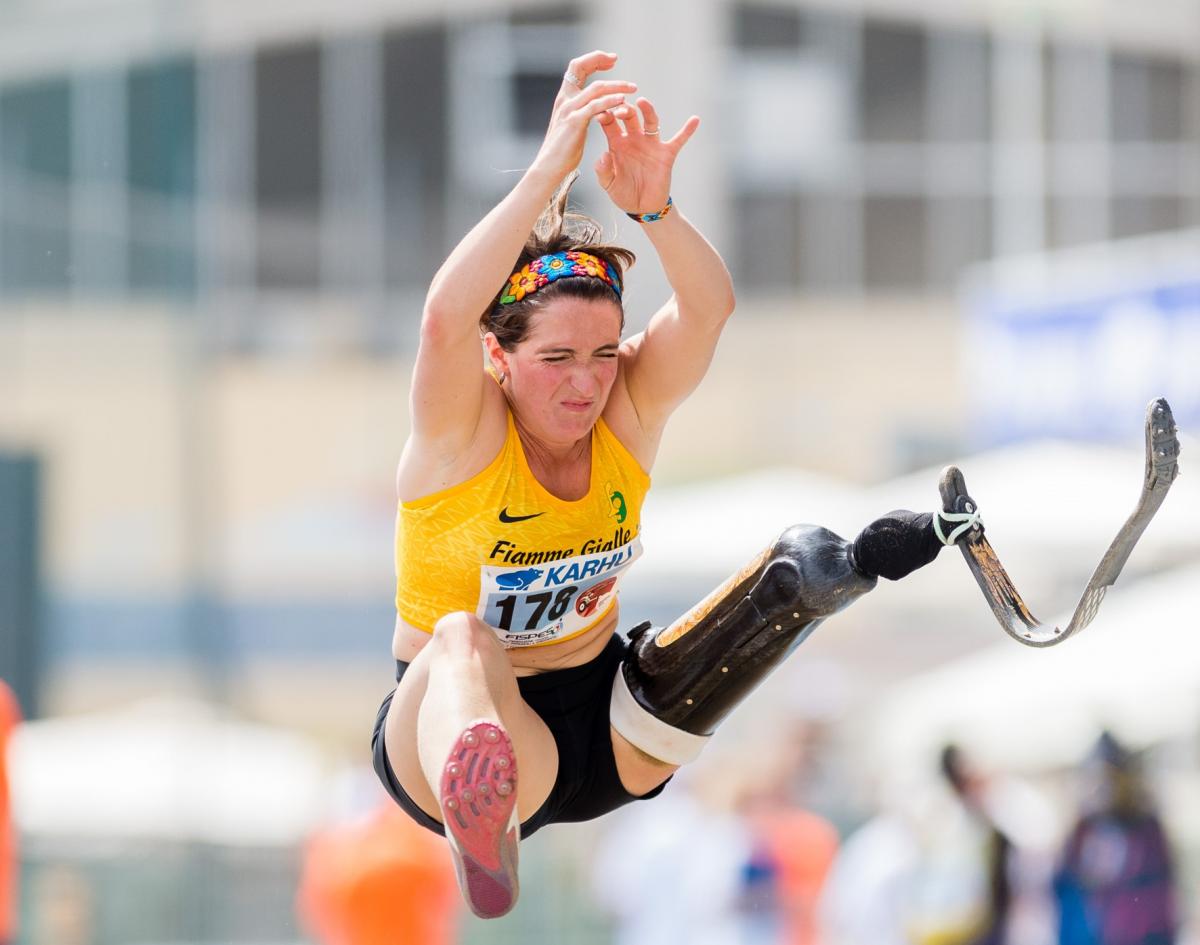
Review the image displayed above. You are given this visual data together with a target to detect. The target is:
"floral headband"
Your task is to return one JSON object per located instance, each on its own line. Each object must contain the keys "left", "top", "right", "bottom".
{"left": 499, "top": 250, "right": 623, "bottom": 305}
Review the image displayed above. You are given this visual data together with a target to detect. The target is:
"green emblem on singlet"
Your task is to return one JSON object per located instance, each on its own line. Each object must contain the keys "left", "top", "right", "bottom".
{"left": 609, "top": 489, "right": 627, "bottom": 524}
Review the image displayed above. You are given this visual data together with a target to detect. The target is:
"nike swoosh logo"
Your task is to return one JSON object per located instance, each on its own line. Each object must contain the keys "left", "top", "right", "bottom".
{"left": 498, "top": 507, "right": 545, "bottom": 524}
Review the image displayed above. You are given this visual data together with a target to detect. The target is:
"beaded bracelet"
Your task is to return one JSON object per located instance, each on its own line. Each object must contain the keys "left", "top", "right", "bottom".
{"left": 627, "top": 196, "right": 673, "bottom": 224}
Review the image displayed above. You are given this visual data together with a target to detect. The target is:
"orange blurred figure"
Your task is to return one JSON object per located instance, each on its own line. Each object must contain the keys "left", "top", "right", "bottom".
{"left": 298, "top": 800, "right": 460, "bottom": 945}
{"left": 752, "top": 807, "right": 840, "bottom": 945}
{"left": 0, "top": 681, "right": 20, "bottom": 945}
{"left": 740, "top": 723, "right": 840, "bottom": 945}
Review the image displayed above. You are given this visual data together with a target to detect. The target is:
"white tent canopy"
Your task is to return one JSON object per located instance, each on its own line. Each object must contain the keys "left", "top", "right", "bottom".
{"left": 867, "top": 436, "right": 1200, "bottom": 571}
{"left": 632, "top": 466, "right": 860, "bottom": 580}
{"left": 860, "top": 562, "right": 1200, "bottom": 772}
{"left": 9, "top": 698, "right": 330, "bottom": 845}
{"left": 859, "top": 435, "right": 1200, "bottom": 620}
{"left": 628, "top": 436, "right": 1200, "bottom": 632}
{"left": 625, "top": 436, "right": 1200, "bottom": 739}
{"left": 634, "top": 436, "right": 1199, "bottom": 586}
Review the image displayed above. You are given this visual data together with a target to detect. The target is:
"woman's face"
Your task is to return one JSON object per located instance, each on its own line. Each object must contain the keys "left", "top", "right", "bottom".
{"left": 492, "top": 296, "right": 623, "bottom": 445}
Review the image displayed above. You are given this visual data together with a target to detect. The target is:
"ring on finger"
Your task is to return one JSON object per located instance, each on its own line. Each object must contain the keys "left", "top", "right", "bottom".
{"left": 563, "top": 69, "right": 583, "bottom": 87}
{"left": 644, "top": 128, "right": 660, "bottom": 135}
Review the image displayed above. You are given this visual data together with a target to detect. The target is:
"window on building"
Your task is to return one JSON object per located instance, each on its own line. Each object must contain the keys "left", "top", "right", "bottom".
{"left": 67, "top": 68, "right": 128, "bottom": 297}
{"left": 508, "top": 9, "right": 581, "bottom": 138}
{"left": 928, "top": 195, "right": 991, "bottom": 286}
{"left": 929, "top": 30, "right": 990, "bottom": 142}
{"left": 127, "top": 58, "right": 197, "bottom": 295}
{"left": 733, "top": 191, "right": 803, "bottom": 292}
{"left": 1111, "top": 53, "right": 1185, "bottom": 143}
{"left": 860, "top": 22, "right": 928, "bottom": 142}
{"left": 863, "top": 195, "right": 927, "bottom": 289}
{"left": 0, "top": 79, "right": 71, "bottom": 293}
{"left": 797, "top": 193, "right": 861, "bottom": 290}
{"left": 442, "top": 10, "right": 581, "bottom": 222}
{"left": 733, "top": 4, "right": 804, "bottom": 50}
{"left": 1111, "top": 146, "right": 1187, "bottom": 206}
{"left": 384, "top": 24, "right": 450, "bottom": 292}
{"left": 508, "top": 4, "right": 576, "bottom": 26}
{"left": 255, "top": 42, "right": 322, "bottom": 290}
{"left": 730, "top": 6, "right": 858, "bottom": 292}
{"left": 1111, "top": 195, "right": 1182, "bottom": 239}
{"left": 1049, "top": 196, "right": 1108, "bottom": 248}
{"left": 1045, "top": 43, "right": 1107, "bottom": 143}
{"left": 511, "top": 71, "right": 563, "bottom": 137}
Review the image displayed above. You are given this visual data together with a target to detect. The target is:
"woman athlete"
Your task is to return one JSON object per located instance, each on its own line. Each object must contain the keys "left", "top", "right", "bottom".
{"left": 372, "top": 50, "right": 956, "bottom": 919}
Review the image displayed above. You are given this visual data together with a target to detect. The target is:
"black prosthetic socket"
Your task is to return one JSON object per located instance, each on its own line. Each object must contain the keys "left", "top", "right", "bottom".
{"left": 622, "top": 524, "right": 876, "bottom": 738}
{"left": 848, "top": 510, "right": 943, "bottom": 581}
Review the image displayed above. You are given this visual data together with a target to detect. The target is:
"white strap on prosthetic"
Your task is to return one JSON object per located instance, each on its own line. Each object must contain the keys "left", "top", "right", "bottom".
{"left": 610, "top": 664, "right": 709, "bottom": 766}
{"left": 934, "top": 508, "right": 982, "bottom": 546}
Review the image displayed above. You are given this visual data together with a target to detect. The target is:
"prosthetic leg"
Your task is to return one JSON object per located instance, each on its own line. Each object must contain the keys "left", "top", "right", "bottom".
{"left": 610, "top": 511, "right": 949, "bottom": 765}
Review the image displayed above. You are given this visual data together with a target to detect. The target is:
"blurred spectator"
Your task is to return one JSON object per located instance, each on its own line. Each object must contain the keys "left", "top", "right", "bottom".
{"left": 919, "top": 743, "right": 1016, "bottom": 945}
{"left": 0, "top": 680, "right": 19, "bottom": 945}
{"left": 736, "top": 836, "right": 784, "bottom": 945}
{"left": 593, "top": 728, "right": 840, "bottom": 945}
{"left": 592, "top": 765, "right": 752, "bottom": 945}
{"left": 819, "top": 800, "right": 922, "bottom": 945}
{"left": 739, "top": 726, "right": 840, "bottom": 945}
{"left": 739, "top": 805, "right": 839, "bottom": 944}
{"left": 297, "top": 796, "right": 460, "bottom": 945}
{"left": 30, "top": 866, "right": 94, "bottom": 945}
{"left": 822, "top": 745, "right": 1047, "bottom": 945}
{"left": 908, "top": 742, "right": 1056, "bottom": 945}
{"left": 1053, "top": 731, "right": 1179, "bottom": 945}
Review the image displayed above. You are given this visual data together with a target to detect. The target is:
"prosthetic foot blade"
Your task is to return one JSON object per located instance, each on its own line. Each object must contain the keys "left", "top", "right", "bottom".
{"left": 939, "top": 467, "right": 1047, "bottom": 642}
{"left": 941, "top": 397, "right": 1181, "bottom": 647}
{"left": 1060, "top": 396, "right": 1179, "bottom": 638}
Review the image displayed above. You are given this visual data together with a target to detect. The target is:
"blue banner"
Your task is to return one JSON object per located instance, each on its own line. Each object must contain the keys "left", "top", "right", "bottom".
{"left": 965, "top": 237, "right": 1200, "bottom": 446}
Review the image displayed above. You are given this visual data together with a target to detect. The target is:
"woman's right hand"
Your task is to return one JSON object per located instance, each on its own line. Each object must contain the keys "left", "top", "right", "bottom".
{"left": 532, "top": 51, "right": 637, "bottom": 179}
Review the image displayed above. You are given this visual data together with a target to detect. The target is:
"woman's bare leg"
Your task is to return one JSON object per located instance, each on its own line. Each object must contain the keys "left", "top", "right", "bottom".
{"left": 383, "top": 612, "right": 559, "bottom": 826}
{"left": 611, "top": 727, "right": 679, "bottom": 795}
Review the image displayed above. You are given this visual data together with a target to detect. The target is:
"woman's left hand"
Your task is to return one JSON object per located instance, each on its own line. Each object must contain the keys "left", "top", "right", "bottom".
{"left": 593, "top": 98, "right": 699, "bottom": 217}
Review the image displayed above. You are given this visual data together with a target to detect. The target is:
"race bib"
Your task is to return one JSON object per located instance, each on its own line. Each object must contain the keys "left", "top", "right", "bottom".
{"left": 476, "top": 537, "right": 642, "bottom": 647}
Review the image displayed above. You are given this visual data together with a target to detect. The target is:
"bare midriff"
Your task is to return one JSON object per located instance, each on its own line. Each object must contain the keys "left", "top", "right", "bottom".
{"left": 391, "top": 607, "right": 621, "bottom": 676}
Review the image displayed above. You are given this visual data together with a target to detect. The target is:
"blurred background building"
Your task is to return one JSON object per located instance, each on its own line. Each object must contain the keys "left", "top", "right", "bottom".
{"left": 0, "top": 0, "right": 1197, "bottom": 943}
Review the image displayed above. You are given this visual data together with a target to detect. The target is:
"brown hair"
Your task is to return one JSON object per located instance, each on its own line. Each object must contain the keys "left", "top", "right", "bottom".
{"left": 481, "top": 174, "right": 635, "bottom": 351}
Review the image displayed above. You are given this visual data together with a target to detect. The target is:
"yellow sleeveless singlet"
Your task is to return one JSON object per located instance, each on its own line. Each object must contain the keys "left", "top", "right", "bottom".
{"left": 395, "top": 409, "right": 650, "bottom": 648}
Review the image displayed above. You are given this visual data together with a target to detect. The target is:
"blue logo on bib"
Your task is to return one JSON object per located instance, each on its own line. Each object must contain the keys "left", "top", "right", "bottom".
{"left": 495, "top": 568, "right": 544, "bottom": 591}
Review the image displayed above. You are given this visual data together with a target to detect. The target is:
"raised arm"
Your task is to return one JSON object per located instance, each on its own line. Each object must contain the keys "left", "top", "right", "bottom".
{"left": 410, "top": 52, "right": 637, "bottom": 452}
{"left": 594, "top": 98, "right": 736, "bottom": 437}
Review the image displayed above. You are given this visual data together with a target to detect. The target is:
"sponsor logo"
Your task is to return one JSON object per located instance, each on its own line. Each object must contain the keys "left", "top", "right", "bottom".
{"left": 498, "top": 507, "right": 545, "bottom": 524}
{"left": 495, "top": 568, "right": 543, "bottom": 591}
{"left": 607, "top": 484, "right": 628, "bottom": 524}
{"left": 505, "top": 625, "right": 562, "bottom": 645}
{"left": 542, "top": 546, "right": 633, "bottom": 587}
{"left": 575, "top": 576, "right": 618, "bottom": 618}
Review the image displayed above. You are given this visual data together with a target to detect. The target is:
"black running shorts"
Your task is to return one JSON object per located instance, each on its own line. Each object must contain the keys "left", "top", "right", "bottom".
{"left": 371, "top": 631, "right": 670, "bottom": 840}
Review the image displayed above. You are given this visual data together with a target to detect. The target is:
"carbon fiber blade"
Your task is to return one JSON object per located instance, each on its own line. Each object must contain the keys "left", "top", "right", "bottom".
{"left": 1059, "top": 397, "right": 1179, "bottom": 638}
{"left": 960, "top": 535, "right": 1042, "bottom": 639}
{"left": 940, "top": 397, "right": 1181, "bottom": 648}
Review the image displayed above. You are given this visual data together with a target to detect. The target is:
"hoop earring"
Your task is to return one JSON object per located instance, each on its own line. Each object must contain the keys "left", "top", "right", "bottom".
{"left": 498, "top": 371, "right": 507, "bottom": 384}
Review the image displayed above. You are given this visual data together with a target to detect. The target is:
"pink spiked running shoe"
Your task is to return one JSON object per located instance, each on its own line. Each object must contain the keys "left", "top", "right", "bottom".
{"left": 440, "top": 720, "right": 520, "bottom": 918}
